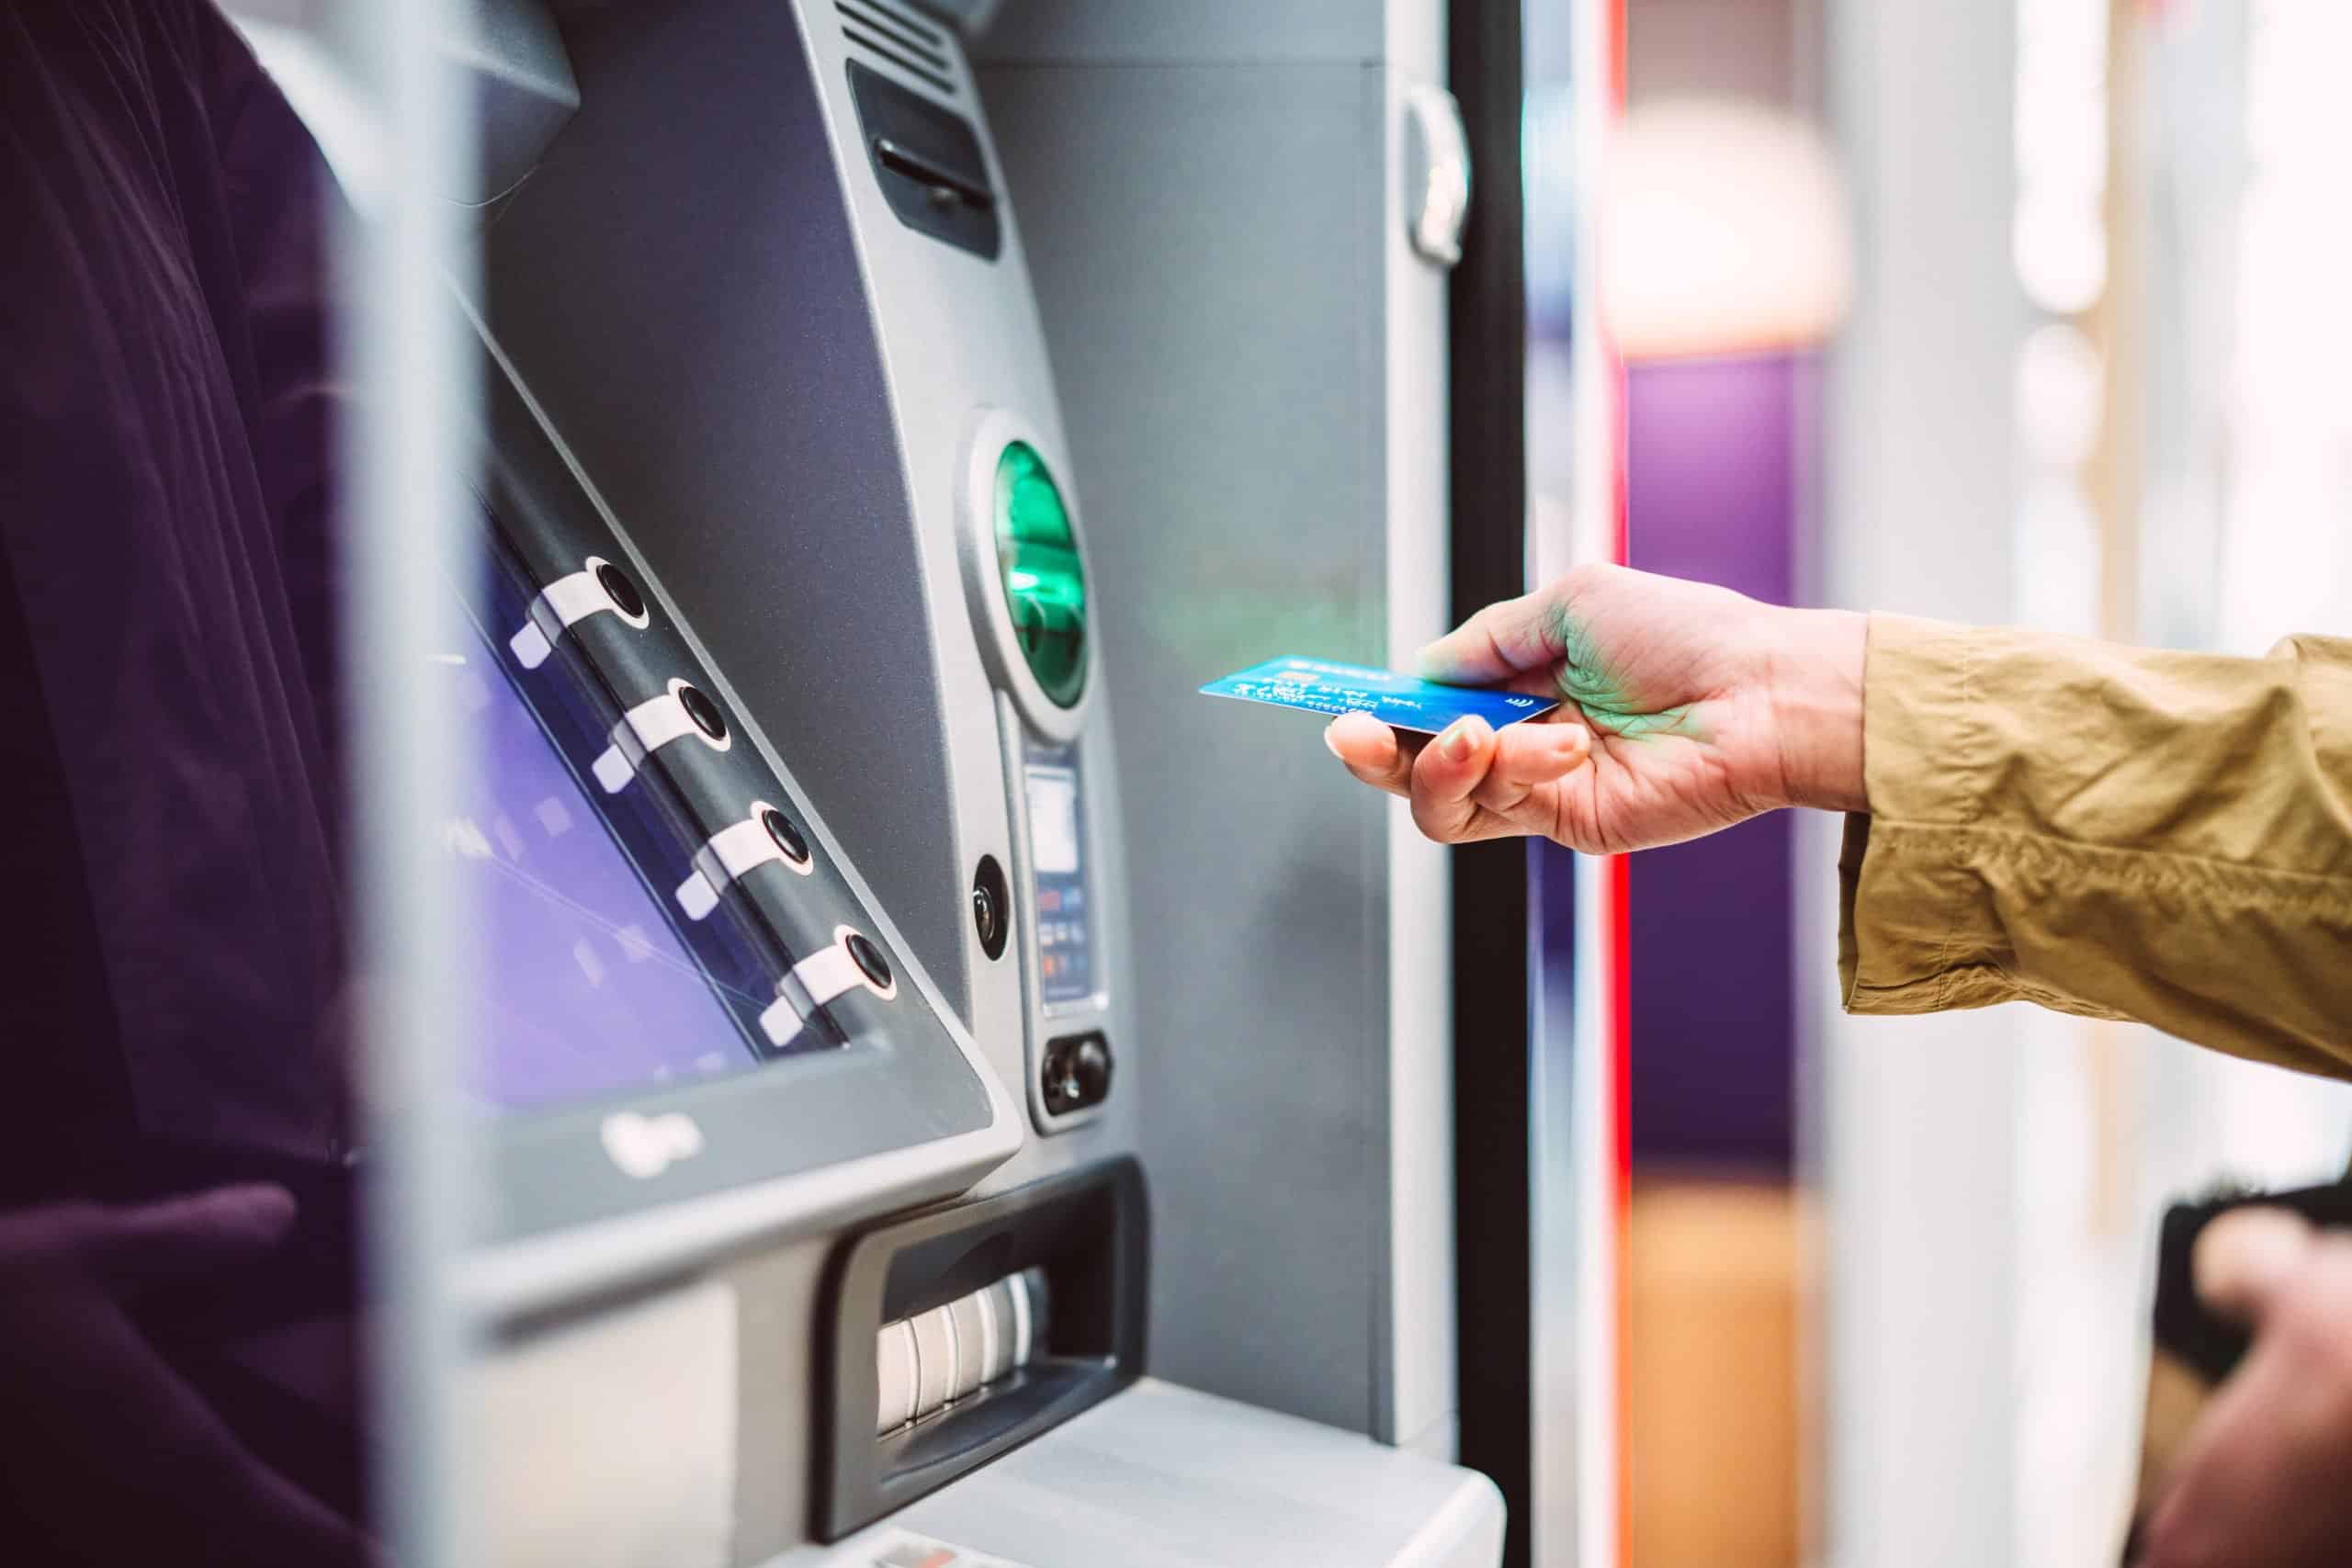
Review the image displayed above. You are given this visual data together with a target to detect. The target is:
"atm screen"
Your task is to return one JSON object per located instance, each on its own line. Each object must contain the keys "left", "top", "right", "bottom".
{"left": 445, "top": 573, "right": 798, "bottom": 1113}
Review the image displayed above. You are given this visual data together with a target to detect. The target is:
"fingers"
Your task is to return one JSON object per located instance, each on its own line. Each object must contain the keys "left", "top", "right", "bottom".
{"left": 1471, "top": 719, "right": 1591, "bottom": 815}
{"left": 2142, "top": 1232, "right": 2352, "bottom": 1568}
{"left": 1408, "top": 716, "right": 1500, "bottom": 840}
{"left": 1417, "top": 587, "right": 1570, "bottom": 686}
{"left": 80, "top": 1183, "right": 299, "bottom": 1292}
{"left": 1326, "top": 711, "right": 1419, "bottom": 797}
{"left": 2195, "top": 1207, "right": 2319, "bottom": 1327}
{"left": 1329, "top": 713, "right": 1589, "bottom": 843}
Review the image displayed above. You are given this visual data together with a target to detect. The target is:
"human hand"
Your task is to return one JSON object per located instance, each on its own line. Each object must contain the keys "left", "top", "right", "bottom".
{"left": 0, "top": 1185, "right": 376, "bottom": 1567}
{"left": 2133, "top": 1208, "right": 2352, "bottom": 1568}
{"left": 1325, "top": 563, "right": 1867, "bottom": 851}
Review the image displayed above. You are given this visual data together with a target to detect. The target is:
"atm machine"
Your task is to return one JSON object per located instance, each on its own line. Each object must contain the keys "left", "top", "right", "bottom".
{"left": 246, "top": 0, "right": 1508, "bottom": 1562}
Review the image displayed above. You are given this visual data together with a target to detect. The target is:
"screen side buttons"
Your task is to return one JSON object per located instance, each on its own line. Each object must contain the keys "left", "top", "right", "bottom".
{"left": 763, "top": 806, "right": 809, "bottom": 864}
{"left": 675, "top": 800, "right": 815, "bottom": 920}
{"left": 846, "top": 932, "right": 892, "bottom": 993}
{"left": 510, "top": 554, "right": 652, "bottom": 669}
{"left": 592, "top": 678, "right": 733, "bottom": 792}
{"left": 593, "top": 560, "right": 646, "bottom": 620}
{"left": 675, "top": 682, "right": 728, "bottom": 743}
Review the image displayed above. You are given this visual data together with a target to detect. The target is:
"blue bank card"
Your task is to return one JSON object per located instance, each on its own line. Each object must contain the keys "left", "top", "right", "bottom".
{"left": 1199, "top": 656, "right": 1562, "bottom": 734}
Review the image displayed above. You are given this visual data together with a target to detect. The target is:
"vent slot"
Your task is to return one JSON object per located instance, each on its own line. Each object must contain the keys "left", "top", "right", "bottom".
{"left": 840, "top": 0, "right": 949, "bottom": 63}
{"left": 837, "top": 1, "right": 956, "bottom": 99}
{"left": 854, "top": 0, "right": 948, "bottom": 48}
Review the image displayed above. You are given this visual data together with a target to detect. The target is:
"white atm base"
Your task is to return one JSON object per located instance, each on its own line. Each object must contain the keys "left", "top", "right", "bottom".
{"left": 805, "top": 1379, "right": 1505, "bottom": 1568}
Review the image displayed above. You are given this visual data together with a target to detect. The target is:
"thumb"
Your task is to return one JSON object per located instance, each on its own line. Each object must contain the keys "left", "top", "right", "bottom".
{"left": 1418, "top": 588, "right": 1570, "bottom": 686}
{"left": 80, "top": 1183, "right": 300, "bottom": 1292}
{"left": 2193, "top": 1206, "right": 2319, "bottom": 1327}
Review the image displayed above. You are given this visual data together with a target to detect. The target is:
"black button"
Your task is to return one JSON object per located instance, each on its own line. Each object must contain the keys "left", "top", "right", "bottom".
{"left": 845, "top": 931, "right": 892, "bottom": 991}
{"left": 594, "top": 560, "right": 646, "bottom": 621}
{"left": 1041, "top": 1031, "right": 1112, "bottom": 1115}
{"left": 760, "top": 806, "right": 809, "bottom": 865}
{"left": 676, "top": 682, "right": 727, "bottom": 742}
{"left": 971, "top": 855, "right": 1009, "bottom": 960}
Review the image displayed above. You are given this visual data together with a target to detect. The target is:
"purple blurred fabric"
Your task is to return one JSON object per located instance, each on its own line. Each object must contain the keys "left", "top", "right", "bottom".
{"left": 0, "top": 1, "right": 349, "bottom": 1196}
{"left": 1626, "top": 354, "right": 1813, "bottom": 1175}
{"left": 0, "top": 7, "right": 368, "bottom": 1557}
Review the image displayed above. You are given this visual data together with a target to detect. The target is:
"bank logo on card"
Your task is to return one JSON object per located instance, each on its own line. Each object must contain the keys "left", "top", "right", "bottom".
{"left": 1199, "top": 656, "right": 1560, "bottom": 735}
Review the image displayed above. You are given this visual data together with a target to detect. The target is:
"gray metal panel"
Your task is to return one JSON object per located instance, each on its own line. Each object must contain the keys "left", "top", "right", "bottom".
{"left": 891, "top": 1379, "right": 1505, "bottom": 1568}
{"left": 784, "top": 0, "right": 1143, "bottom": 1191}
{"left": 980, "top": 59, "right": 1398, "bottom": 1436}
{"left": 971, "top": 0, "right": 1385, "bottom": 64}
{"left": 466, "top": 0, "right": 580, "bottom": 204}
{"left": 481, "top": 0, "right": 971, "bottom": 1016}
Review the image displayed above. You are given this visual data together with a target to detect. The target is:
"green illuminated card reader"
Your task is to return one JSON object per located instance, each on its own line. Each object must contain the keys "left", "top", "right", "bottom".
{"left": 991, "top": 442, "right": 1087, "bottom": 709}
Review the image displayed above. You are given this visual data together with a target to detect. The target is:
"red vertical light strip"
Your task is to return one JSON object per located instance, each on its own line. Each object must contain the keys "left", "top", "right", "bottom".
{"left": 1601, "top": 1, "right": 1632, "bottom": 1562}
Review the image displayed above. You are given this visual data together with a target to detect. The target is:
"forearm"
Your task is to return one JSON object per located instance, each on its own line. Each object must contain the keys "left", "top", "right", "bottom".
{"left": 1836, "top": 616, "right": 2352, "bottom": 1077}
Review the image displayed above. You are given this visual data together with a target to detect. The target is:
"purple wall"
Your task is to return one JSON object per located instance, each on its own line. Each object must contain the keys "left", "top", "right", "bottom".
{"left": 1625, "top": 353, "right": 1812, "bottom": 1175}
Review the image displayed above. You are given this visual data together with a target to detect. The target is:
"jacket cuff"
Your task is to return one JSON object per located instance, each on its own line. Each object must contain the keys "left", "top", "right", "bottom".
{"left": 1838, "top": 614, "right": 2019, "bottom": 1015}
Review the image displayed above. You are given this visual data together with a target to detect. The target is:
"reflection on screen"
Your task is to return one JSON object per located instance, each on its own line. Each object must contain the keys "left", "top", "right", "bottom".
{"left": 442, "top": 613, "right": 772, "bottom": 1113}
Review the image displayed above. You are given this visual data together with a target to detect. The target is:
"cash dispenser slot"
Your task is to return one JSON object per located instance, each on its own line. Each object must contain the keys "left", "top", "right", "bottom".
{"left": 814, "top": 1157, "right": 1147, "bottom": 1539}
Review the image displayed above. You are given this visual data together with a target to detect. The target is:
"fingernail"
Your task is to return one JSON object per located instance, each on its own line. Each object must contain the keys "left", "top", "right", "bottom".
{"left": 1323, "top": 722, "right": 1345, "bottom": 759}
{"left": 1441, "top": 716, "right": 1487, "bottom": 761}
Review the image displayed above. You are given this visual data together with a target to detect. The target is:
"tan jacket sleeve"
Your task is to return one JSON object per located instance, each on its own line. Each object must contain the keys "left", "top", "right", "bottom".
{"left": 1838, "top": 615, "right": 2352, "bottom": 1078}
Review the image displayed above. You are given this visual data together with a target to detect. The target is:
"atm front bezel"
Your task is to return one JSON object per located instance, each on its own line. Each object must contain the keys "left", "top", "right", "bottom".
{"left": 456, "top": 343, "right": 1018, "bottom": 1275}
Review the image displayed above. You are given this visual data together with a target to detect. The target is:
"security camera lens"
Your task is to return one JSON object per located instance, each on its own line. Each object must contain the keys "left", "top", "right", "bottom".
{"left": 594, "top": 561, "right": 646, "bottom": 621}
{"left": 676, "top": 683, "right": 727, "bottom": 742}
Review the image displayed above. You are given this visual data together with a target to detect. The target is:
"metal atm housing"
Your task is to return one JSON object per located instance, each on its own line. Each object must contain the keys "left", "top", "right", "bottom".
{"left": 481, "top": 0, "right": 1135, "bottom": 1173}
{"left": 253, "top": 0, "right": 1507, "bottom": 1560}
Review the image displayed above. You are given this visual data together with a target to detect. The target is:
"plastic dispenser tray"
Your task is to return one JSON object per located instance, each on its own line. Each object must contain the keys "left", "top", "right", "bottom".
{"left": 815, "top": 1157, "right": 1148, "bottom": 1540}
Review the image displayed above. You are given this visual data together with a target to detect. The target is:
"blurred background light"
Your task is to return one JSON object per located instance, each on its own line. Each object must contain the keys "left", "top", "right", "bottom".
{"left": 2012, "top": 182, "right": 2108, "bottom": 318}
{"left": 1599, "top": 97, "right": 1852, "bottom": 362}
{"left": 2015, "top": 321, "right": 2105, "bottom": 470}
{"left": 2012, "top": 475, "right": 2104, "bottom": 638}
